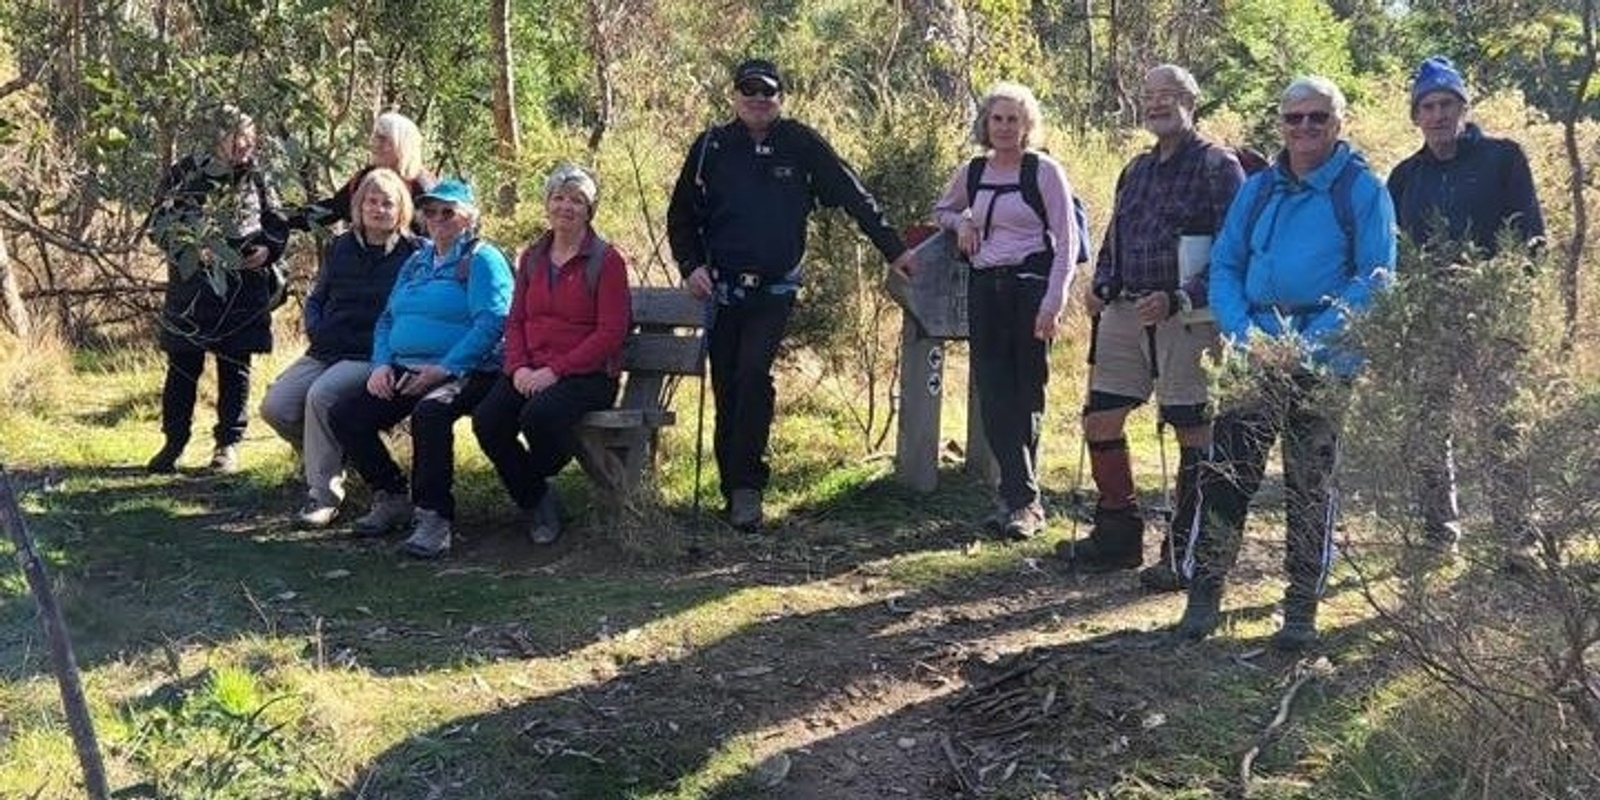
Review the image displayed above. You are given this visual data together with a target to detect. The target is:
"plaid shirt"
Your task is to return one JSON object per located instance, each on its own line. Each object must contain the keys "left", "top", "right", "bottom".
{"left": 1094, "top": 132, "right": 1245, "bottom": 308}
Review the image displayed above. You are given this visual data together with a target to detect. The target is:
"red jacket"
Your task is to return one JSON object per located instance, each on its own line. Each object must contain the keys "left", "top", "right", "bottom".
{"left": 504, "top": 229, "right": 630, "bottom": 377}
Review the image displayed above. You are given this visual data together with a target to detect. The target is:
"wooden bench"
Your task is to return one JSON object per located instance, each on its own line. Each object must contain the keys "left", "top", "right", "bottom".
{"left": 573, "top": 286, "right": 708, "bottom": 518}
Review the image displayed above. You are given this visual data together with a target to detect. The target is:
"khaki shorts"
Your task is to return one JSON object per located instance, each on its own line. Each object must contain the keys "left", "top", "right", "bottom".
{"left": 1089, "top": 299, "right": 1218, "bottom": 407}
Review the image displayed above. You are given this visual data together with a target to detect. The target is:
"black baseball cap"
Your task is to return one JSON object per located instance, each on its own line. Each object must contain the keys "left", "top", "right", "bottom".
{"left": 733, "top": 59, "right": 783, "bottom": 91}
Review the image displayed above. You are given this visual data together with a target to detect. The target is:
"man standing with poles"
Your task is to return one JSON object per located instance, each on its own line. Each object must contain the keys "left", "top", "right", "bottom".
{"left": 1058, "top": 65, "right": 1245, "bottom": 590}
{"left": 667, "top": 59, "right": 914, "bottom": 532}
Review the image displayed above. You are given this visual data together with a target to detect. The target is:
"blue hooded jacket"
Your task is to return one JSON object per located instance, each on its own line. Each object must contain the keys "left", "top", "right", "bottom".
{"left": 371, "top": 233, "right": 513, "bottom": 376}
{"left": 1209, "top": 141, "right": 1396, "bottom": 375}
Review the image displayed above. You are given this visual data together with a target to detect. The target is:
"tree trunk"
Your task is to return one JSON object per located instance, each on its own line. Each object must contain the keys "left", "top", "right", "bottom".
{"left": 489, "top": 0, "right": 521, "bottom": 215}
{"left": 0, "top": 227, "right": 31, "bottom": 338}
{"left": 1560, "top": 0, "right": 1597, "bottom": 351}
{"left": 584, "top": 0, "right": 615, "bottom": 153}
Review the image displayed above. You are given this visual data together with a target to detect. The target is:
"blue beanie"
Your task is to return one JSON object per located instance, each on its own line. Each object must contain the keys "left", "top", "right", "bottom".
{"left": 1411, "top": 56, "right": 1469, "bottom": 110}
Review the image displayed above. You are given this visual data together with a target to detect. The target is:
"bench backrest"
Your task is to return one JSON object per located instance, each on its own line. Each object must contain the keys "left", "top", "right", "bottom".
{"left": 617, "top": 287, "right": 707, "bottom": 411}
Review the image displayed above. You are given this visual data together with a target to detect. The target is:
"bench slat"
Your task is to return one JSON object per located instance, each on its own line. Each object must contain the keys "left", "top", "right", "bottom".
{"left": 623, "top": 333, "right": 704, "bottom": 375}
{"left": 631, "top": 287, "right": 708, "bottom": 328}
{"left": 579, "top": 408, "right": 677, "bottom": 429}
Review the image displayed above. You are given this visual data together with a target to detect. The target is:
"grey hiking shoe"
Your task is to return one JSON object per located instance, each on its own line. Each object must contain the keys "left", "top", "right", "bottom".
{"left": 353, "top": 490, "right": 413, "bottom": 536}
{"left": 527, "top": 491, "right": 562, "bottom": 545}
{"left": 729, "top": 489, "right": 763, "bottom": 531}
{"left": 209, "top": 444, "right": 241, "bottom": 474}
{"left": 399, "top": 509, "right": 451, "bottom": 558}
{"left": 1002, "top": 503, "right": 1046, "bottom": 540}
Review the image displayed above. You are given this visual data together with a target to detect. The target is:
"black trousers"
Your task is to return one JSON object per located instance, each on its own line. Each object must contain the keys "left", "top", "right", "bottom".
{"left": 329, "top": 371, "right": 496, "bottom": 519}
{"left": 471, "top": 373, "right": 618, "bottom": 510}
{"left": 1187, "top": 370, "right": 1345, "bottom": 601}
{"left": 708, "top": 292, "right": 795, "bottom": 497}
{"left": 967, "top": 269, "right": 1048, "bottom": 511}
{"left": 160, "top": 349, "right": 252, "bottom": 447}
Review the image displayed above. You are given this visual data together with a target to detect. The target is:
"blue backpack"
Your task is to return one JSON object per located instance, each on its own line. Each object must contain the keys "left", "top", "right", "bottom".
{"left": 964, "top": 152, "right": 1092, "bottom": 265}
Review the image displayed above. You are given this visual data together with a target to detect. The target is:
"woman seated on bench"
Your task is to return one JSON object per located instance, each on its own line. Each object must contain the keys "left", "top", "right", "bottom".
{"left": 329, "top": 178, "right": 513, "bottom": 558}
{"left": 472, "top": 164, "right": 631, "bottom": 545}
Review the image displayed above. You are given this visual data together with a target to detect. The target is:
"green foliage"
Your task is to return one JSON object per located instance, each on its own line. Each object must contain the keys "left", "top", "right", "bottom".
{"left": 1212, "top": 0, "right": 1358, "bottom": 141}
{"left": 118, "top": 666, "right": 324, "bottom": 799}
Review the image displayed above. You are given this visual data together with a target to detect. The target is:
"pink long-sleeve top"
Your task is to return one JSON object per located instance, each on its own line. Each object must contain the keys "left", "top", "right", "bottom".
{"left": 504, "top": 229, "right": 631, "bottom": 377}
{"left": 933, "top": 151, "right": 1079, "bottom": 319}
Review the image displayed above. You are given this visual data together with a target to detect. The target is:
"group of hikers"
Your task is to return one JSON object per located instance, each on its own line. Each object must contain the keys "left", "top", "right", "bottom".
{"left": 145, "top": 55, "right": 1544, "bottom": 650}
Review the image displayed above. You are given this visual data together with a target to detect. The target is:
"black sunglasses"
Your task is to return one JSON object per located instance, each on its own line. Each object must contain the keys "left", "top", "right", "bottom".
{"left": 737, "top": 82, "right": 779, "bottom": 98}
{"left": 1281, "top": 110, "right": 1333, "bottom": 127}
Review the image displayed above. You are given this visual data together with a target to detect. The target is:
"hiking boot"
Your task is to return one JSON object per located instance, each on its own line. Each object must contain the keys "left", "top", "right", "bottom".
{"left": 981, "top": 505, "right": 1008, "bottom": 533}
{"left": 399, "top": 508, "right": 451, "bottom": 558}
{"left": 527, "top": 491, "right": 562, "bottom": 546}
{"left": 1056, "top": 506, "right": 1143, "bottom": 572}
{"left": 1138, "top": 562, "right": 1189, "bottom": 593}
{"left": 146, "top": 437, "right": 187, "bottom": 474}
{"left": 1271, "top": 595, "right": 1319, "bottom": 651}
{"left": 729, "top": 489, "right": 763, "bottom": 532}
{"left": 1001, "top": 503, "right": 1046, "bottom": 540}
{"left": 296, "top": 501, "right": 339, "bottom": 529}
{"left": 1503, "top": 536, "right": 1545, "bottom": 574}
{"left": 209, "top": 444, "right": 241, "bottom": 474}
{"left": 1174, "top": 581, "right": 1223, "bottom": 642}
{"left": 352, "top": 490, "right": 413, "bottom": 536}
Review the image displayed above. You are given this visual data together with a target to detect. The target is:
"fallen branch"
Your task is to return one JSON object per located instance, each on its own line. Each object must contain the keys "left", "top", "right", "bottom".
{"left": 1239, "top": 658, "right": 1328, "bottom": 795}
{"left": 939, "top": 733, "right": 972, "bottom": 793}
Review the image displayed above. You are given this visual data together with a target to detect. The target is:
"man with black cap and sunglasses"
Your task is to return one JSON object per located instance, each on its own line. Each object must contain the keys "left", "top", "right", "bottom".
{"left": 668, "top": 57, "right": 916, "bottom": 531}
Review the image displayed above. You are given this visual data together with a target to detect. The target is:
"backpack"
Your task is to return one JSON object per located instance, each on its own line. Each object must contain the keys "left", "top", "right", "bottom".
{"left": 518, "top": 231, "right": 609, "bottom": 296}
{"left": 1237, "top": 153, "right": 1363, "bottom": 272}
{"left": 964, "top": 151, "right": 1092, "bottom": 265}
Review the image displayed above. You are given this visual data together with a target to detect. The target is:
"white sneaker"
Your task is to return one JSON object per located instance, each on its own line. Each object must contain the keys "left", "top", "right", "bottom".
{"left": 399, "top": 509, "right": 451, "bottom": 558}
{"left": 296, "top": 501, "right": 339, "bottom": 529}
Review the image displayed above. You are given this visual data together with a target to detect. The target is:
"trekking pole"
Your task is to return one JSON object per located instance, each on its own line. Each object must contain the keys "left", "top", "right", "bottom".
{"left": 691, "top": 295, "right": 716, "bottom": 528}
{"left": 1071, "top": 312, "right": 1102, "bottom": 548}
{"left": 1, "top": 467, "right": 110, "bottom": 800}
{"left": 1069, "top": 435, "right": 1088, "bottom": 545}
{"left": 1155, "top": 419, "right": 1177, "bottom": 574}
{"left": 1144, "top": 324, "right": 1160, "bottom": 380}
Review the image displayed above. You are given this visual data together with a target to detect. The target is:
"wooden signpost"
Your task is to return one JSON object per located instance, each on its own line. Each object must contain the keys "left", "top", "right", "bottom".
{"left": 885, "top": 230, "right": 997, "bottom": 492}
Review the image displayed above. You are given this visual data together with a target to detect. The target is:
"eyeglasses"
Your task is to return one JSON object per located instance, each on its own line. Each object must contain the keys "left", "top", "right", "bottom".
{"left": 737, "top": 82, "right": 779, "bottom": 98}
{"left": 1140, "top": 90, "right": 1188, "bottom": 105}
{"left": 1280, "top": 111, "right": 1333, "bottom": 127}
{"left": 421, "top": 205, "right": 457, "bottom": 220}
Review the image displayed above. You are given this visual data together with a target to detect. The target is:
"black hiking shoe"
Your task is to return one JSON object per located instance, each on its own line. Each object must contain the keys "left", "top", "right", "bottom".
{"left": 1057, "top": 506, "right": 1143, "bottom": 572}
{"left": 1174, "top": 581, "right": 1223, "bottom": 642}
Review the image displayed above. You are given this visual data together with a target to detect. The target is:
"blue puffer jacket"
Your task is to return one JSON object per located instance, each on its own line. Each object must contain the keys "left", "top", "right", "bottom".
{"left": 371, "top": 233, "right": 513, "bottom": 376}
{"left": 1209, "top": 141, "right": 1397, "bottom": 375}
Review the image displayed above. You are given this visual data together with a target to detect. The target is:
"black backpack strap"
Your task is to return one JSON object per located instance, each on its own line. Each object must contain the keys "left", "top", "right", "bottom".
{"left": 584, "top": 233, "right": 609, "bottom": 294}
{"left": 964, "top": 156, "right": 985, "bottom": 207}
{"left": 1019, "top": 151, "right": 1052, "bottom": 252}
